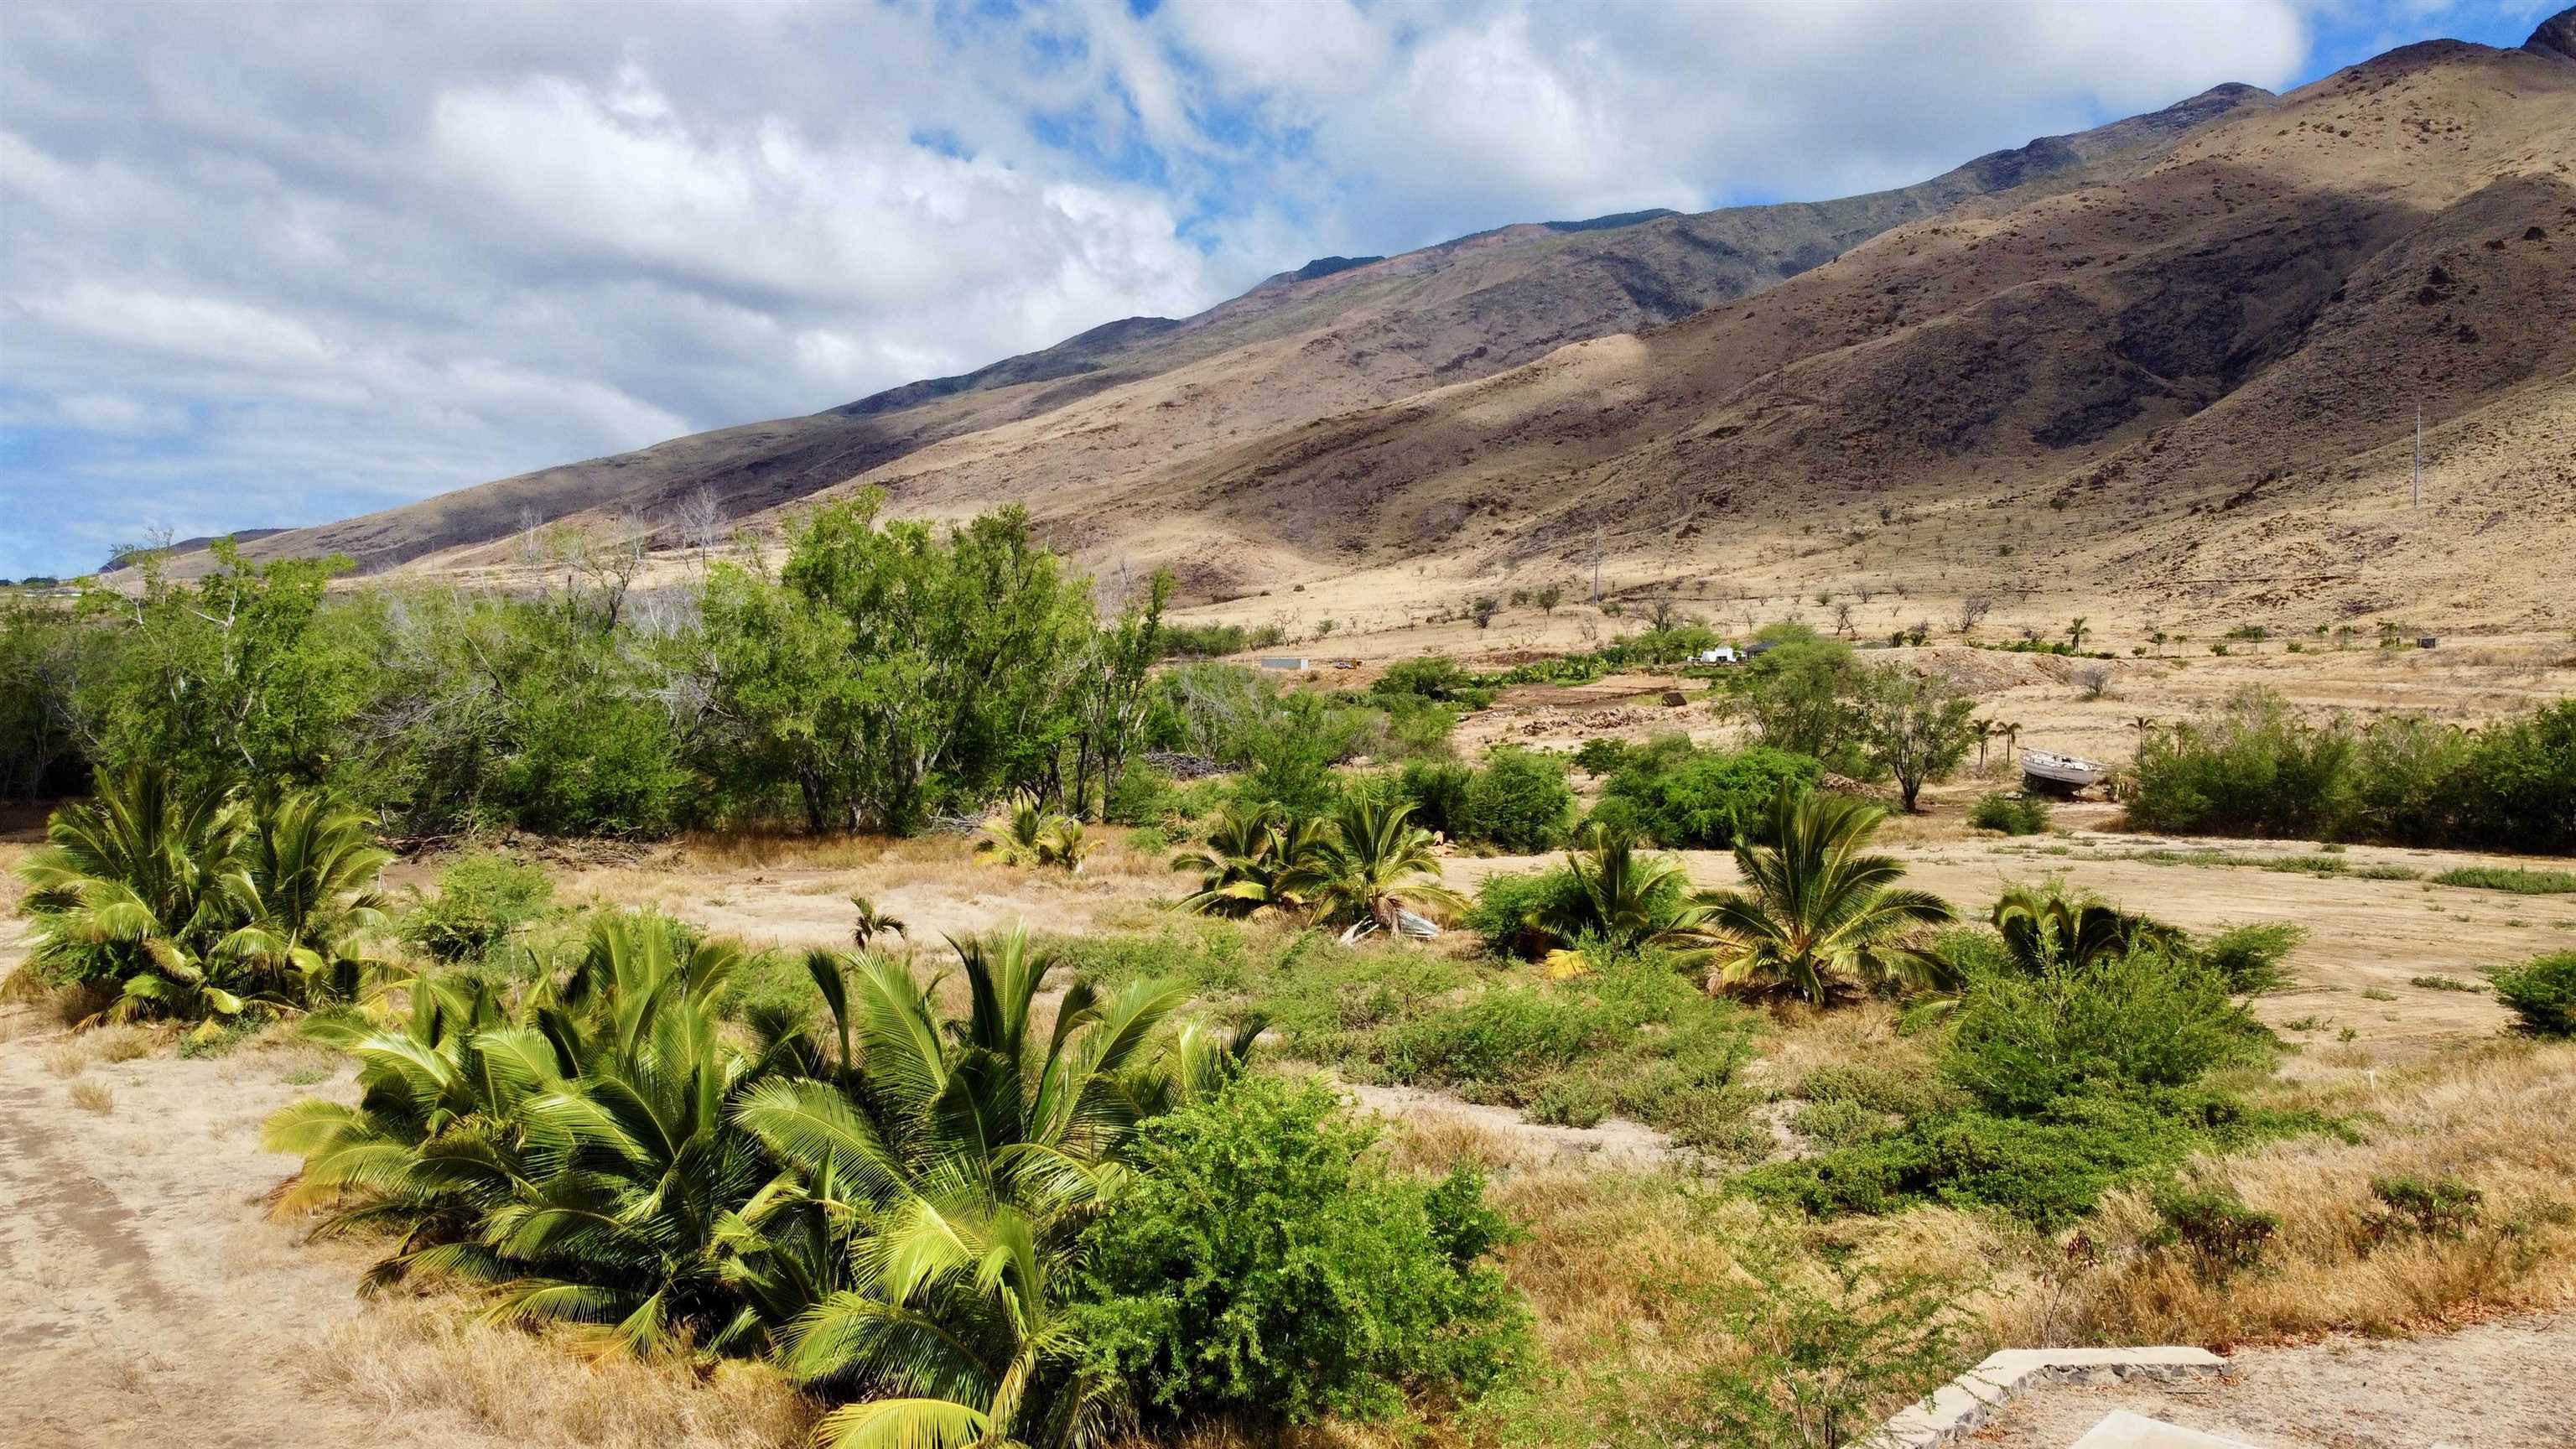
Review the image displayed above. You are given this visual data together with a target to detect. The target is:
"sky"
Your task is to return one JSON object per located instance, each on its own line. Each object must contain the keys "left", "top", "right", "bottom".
{"left": 0, "top": 0, "right": 2555, "bottom": 579}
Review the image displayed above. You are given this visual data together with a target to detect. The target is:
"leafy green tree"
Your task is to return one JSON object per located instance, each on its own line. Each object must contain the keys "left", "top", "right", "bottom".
{"left": 1594, "top": 745, "right": 1821, "bottom": 848}
{"left": 71, "top": 541, "right": 369, "bottom": 791}
{"left": 1849, "top": 663, "right": 1976, "bottom": 812}
{"left": 1721, "top": 635, "right": 1861, "bottom": 761}
{"left": 1689, "top": 790, "right": 1955, "bottom": 1004}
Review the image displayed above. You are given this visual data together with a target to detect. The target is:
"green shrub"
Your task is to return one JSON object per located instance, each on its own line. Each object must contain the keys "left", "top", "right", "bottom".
{"left": 2148, "top": 1183, "right": 2277, "bottom": 1278}
{"left": 1455, "top": 746, "right": 1573, "bottom": 852}
{"left": 1594, "top": 745, "right": 1820, "bottom": 848}
{"left": 1742, "top": 1091, "right": 2210, "bottom": 1228}
{"left": 2364, "top": 1174, "right": 2484, "bottom": 1241}
{"left": 1397, "top": 759, "right": 1476, "bottom": 839}
{"left": 402, "top": 853, "right": 553, "bottom": 963}
{"left": 1105, "top": 762, "right": 1176, "bottom": 826}
{"left": 1967, "top": 792, "right": 2050, "bottom": 835}
{"left": 1944, "top": 951, "right": 2259, "bottom": 1116}
{"left": 1466, "top": 867, "right": 1584, "bottom": 959}
{"left": 2491, "top": 952, "right": 2576, "bottom": 1037}
{"left": 2193, "top": 921, "right": 2304, "bottom": 996}
{"left": 2431, "top": 865, "right": 2576, "bottom": 896}
{"left": 2127, "top": 688, "right": 2353, "bottom": 839}
{"left": 1371, "top": 656, "right": 1495, "bottom": 709}
{"left": 1076, "top": 1074, "right": 1532, "bottom": 1426}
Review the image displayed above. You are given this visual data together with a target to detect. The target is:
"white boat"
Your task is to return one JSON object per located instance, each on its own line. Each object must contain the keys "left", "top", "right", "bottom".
{"left": 2021, "top": 748, "right": 2111, "bottom": 792}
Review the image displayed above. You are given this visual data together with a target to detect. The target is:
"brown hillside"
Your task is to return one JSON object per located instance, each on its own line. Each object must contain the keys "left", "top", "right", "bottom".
{"left": 173, "top": 84, "right": 2269, "bottom": 578}
{"left": 885, "top": 28, "right": 2571, "bottom": 633}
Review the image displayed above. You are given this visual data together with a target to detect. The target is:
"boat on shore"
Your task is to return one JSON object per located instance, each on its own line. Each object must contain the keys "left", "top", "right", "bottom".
{"left": 2021, "top": 748, "right": 2111, "bottom": 794}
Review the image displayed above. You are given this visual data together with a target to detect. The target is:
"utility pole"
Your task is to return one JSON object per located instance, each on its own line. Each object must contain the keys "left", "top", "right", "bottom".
{"left": 2412, "top": 405, "right": 2422, "bottom": 511}
{"left": 1589, "top": 525, "right": 1604, "bottom": 605}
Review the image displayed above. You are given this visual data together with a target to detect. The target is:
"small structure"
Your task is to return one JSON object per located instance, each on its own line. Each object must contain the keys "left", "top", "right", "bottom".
{"left": 1694, "top": 646, "right": 1740, "bottom": 664}
{"left": 1256, "top": 656, "right": 1311, "bottom": 671}
{"left": 2022, "top": 748, "right": 2111, "bottom": 796}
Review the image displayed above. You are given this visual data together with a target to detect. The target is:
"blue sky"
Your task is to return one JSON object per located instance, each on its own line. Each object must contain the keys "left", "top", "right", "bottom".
{"left": 0, "top": 0, "right": 2558, "bottom": 579}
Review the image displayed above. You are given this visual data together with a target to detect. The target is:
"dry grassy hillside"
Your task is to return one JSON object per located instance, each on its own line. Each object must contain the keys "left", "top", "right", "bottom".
{"left": 157, "top": 83, "right": 2270, "bottom": 581}
{"left": 962, "top": 32, "right": 2573, "bottom": 635}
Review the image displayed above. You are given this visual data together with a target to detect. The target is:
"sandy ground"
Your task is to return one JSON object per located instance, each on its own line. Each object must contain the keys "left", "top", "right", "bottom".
{"left": 1967, "top": 1312, "right": 2576, "bottom": 1447}
{"left": 0, "top": 1025, "right": 496, "bottom": 1449}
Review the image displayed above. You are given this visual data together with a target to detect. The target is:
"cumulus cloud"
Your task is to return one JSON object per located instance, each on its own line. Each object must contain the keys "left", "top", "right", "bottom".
{"left": 0, "top": 0, "right": 2515, "bottom": 576}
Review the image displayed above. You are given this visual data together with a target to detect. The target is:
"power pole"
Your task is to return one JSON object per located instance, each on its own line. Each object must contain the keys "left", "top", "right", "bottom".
{"left": 2412, "top": 404, "right": 2422, "bottom": 511}
{"left": 1589, "top": 525, "right": 1604, "bottom": 605}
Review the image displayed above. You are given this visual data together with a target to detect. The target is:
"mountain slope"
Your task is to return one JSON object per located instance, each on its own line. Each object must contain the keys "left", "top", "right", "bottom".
{"left": 911, "top": 22, "right": 2574, "bottom": 629}
{"left": 186, "top": 83, "right": 2272, "bottom": 577}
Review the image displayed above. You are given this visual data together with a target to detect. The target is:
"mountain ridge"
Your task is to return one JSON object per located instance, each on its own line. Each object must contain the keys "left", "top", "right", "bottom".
{"left": 157, "top": 78, "right": 2280, "bottom": 578}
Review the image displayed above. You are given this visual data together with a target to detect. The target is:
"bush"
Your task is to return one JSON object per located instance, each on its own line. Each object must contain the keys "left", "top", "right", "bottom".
{"left": 2194, "top": 921, "right": 2303, "bottom": 996}
{"left": 1742, "top": 1091, "right": 2215, "bottom": 1228}
{"left": 2148, "top": 1183, "right": 2277, "bottom": 1278}
{"left": 1076, "top": 1074, "right": 1531, "bottom": 1426}
{"left": 1968, "top": 792, "right": 2049, "bottom": 835}
{"left": 1397, "top": 759, "right": 1476, "bottom": 839}
{"left": 402, "top": 853, "right": 553, "bottom": 963}
{"left": 1371, "top": 656, "right": 1495, "bottom": 709}
{"left": 1105, "top": 762, "right": 1176, "bottom": 826}
{"left": 1944, "top": 951, "right": 2258, "bottom": 1115}
{"left": 2364, "top": 1174, "right": 2484, "bottom": 1242}
{"left": 2127, "top": 688, "right": 2353, "bottom": 839}
{"left": 2491, "top": 951, "right": 2576, "bottom": 1037}
{"left": 1594, "top": 745, "right": 1820, "bottom": 848}
{"left": 1467, "top": 867, "right": 1584, "bottom": 958}
{"left": 1454, "top": 746, "right": 1574, "bottom": 852}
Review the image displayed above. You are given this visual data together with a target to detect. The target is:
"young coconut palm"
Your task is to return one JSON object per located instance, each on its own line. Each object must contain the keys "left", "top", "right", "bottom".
{"left": 13, "top": 764, "right": 251, "bottom": 1025}
{"left": 1688, "top": 788, "right": 1955, "bottom": 1005}
{"left": 849, "top": 895, "right": 907, "bottom": 953}
{"left": 1296, "top": 793, "right": 1465, "bottom": 938}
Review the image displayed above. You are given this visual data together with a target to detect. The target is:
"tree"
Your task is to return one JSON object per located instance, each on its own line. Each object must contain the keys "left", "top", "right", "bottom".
{"left": 1687, "top": 789, "right": 1955, "bottom": 1004}
{"left": 1295, "top": 794, "right": 1466, "bottom": 937}
{"left": 1955, "top": 595, "right": 1992, "bottom": 636}
{"left": 1072, "top": 570, "right": 1171, "bottom": 818}
{"left": 2066, "top": 616, "right": 2090, "bottom": 652}
{"left": 1850, "top": 663, "right": 1976, "bottom": 811}
{"left": 1721, "top": 634, "right": 1862, "bottom": 761}
{"left": 1534, "top": 583, "right": 1564, "bottom": 615}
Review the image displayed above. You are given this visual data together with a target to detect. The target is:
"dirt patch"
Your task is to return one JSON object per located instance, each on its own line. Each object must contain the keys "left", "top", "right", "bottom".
{"left": 1967, "top": 1312, "right": 2576, "bottom": 1447}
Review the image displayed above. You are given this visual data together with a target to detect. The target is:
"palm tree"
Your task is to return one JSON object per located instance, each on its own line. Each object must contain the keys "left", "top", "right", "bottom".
{"left": 1998, "top": 720, "right": 2023, "bottom": 759}
{"left": 1988, "top": 883, "right": 2182, "bottom": 974}
{"left": 1531, "top": 825, "right": 1703, "bottom": 953}
{"left": 1170, "top": 804, "right": 1325, "bottom": 918}
{"left": 849, "top": 895, "right": 906, "bottom": 953}
{"left": 14, "top": 764, "right": 250, "bottom": 1025}
{"left": 1971, "top": 719, "right": 1995, "bottom": 770}
{"left": 732, "top": 926, "right": 1200, "bottom": 1449}
{"left": 1686, "top": 789, "right": 1956, "bottom": 1005}
{"left": 219, "top": 789, "right": 394, "bottom": 1005}
{"left": 978, "top": 797, "right": 1053, "bottom": 868}
{"left": 2066, "top": 617, "right": 2090, "bottom": 652}
{"left": 1295, "top": 794, "right": 1466, "bottom": 938}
